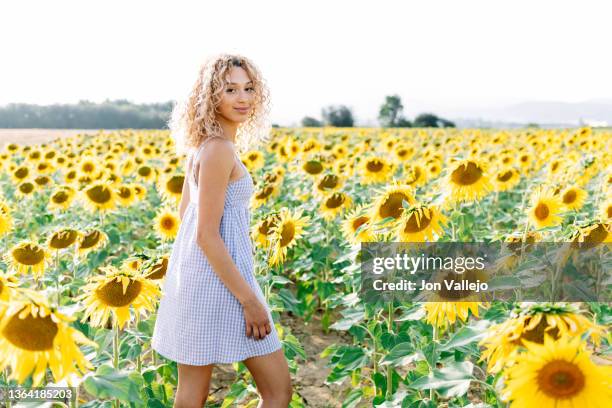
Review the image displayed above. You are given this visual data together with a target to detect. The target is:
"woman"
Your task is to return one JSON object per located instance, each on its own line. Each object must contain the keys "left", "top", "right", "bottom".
{"left": 151, "top": 54, "right": 292, "bottom": 408}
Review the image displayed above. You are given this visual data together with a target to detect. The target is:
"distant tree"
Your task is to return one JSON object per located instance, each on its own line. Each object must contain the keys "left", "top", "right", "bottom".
{"left": 378, "top": 94, "right": 411, "bottom": 127}
{"left": 301, "top": 116, "right": 323, "bottom": 127}
{"left": 413, "top": 113, "right": 455, "bottom": 128}
{"left": 272, "top": 123, "right": 280, "bottom": 128}
{"left": 396, "top": 117, "right": 412, "bottom": 127}
{"left": 525, "top": 122, "right": 540, "bottom": 128}
{"left": 321, "top": 105, "right": 354, "bottom": 127}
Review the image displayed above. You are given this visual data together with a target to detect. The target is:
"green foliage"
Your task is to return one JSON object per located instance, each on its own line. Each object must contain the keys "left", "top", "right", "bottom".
{"left": 0, "top": 99, "right": 172, "bottom": 128}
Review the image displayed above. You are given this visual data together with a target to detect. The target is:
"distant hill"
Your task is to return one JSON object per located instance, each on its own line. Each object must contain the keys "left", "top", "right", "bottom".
{"left": 449, "top": 99, "right": 612, "bottom": 128}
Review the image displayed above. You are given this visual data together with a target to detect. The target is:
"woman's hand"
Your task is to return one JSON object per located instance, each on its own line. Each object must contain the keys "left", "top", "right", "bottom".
{"left": 241, "top": 296, "right": 272, "bottom": 340}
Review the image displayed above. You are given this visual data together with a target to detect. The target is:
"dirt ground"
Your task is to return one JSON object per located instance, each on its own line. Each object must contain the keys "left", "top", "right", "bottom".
{"left": 0, "top": 128, "right": 97, "bottom": 147}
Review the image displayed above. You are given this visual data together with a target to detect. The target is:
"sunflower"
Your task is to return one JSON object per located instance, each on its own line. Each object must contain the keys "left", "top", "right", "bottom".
{"left": 136, "top": 165, "right": 157, "bottom": 183}
{"left": 242, "top": 150, "right": 265, "bottom": 171}
{"left": 157, "top": 173, "right": 184, "bottom": 204}
{"left": 479, "top": 302, "right": 606, "bottom": 374}
{"left": 341, "top": 204, "right": 377, "bottom": 245}
{"left": 15, "top": 180, "right": 37, "bottom": 199}
{"left": 78, "top": 156, "right": 98, "bottom": 175}
{"left": 369, "top": 181, "right": 416, "bottom": 225}
{"left": 3, "top": 241, "right": 49, "bottom": 279}
{"left": 48, "top": 185, "right": 76, "bottom": 211}
{"left": 46, "top": 227, "right": 81, "bottom": 251}
{"left": 403, "top": 163, "right": 428, "bottom": 188}
{"left": 599, "top": 197, "right": 612, "bottom": 220}
{"left": 319, "top": 192, "right": 353, "bottom": 221}
{"left": 423, "top": 302, "right": 481, "bottom": 329}
{"left": 0, "top": 271, "right": 19, "bottom": 312}
{"left": 143, "top": 255, "right": 169, "bottom": 280}
{"left": 528, "top": 187, "right": 564, "bottom": 229}
{"left": 122, "top": 257, "right": 142, "bottom": 273}
{"left": 77, "top": 265, "right": 161, "bottom": 329}
{"left": 502, "top": 335, "right": 612, "bottom": 407}
{"left": 395, "top": 204, "right": 447, "bottom": 242}
{"left": 268, "top": 208, "right": 310, "bottom": 266}
{"left": 115, "top": 183, "right": 137, "bottom": 207}
{"left": 445, "top": 159, "right": 493, "bottom": 203}
{"left": 252, "top": 213, "right": 282, "bottom": 248}
{"left": 132, "top": 183, "right": 147, "bottom": 200}
{"left": 558, "top": 185, "right": 588, "bottom": 211}
{"left": 77, "top": 229, "right": 109, "bottom": 257}
{"left": 494, "top": 167, "right": 521, "bottom": 192}
{"left": 0, "top": 199, "right": 13, "bottom": 237}
{"left": 251, "top": 183, "right": 280, "bottom": 209}
{"left": 11, "top": 165, "right": 30, "bottom": 183}
{"left": 360, "top": 156, "right": 394, "bottom": 184}
{"left": 314, "top": 173, "right": 343, "bottom": 197}
{"left": 569, "top": 221, "right": 611, "bottom": 249}
{"left": 0, "top": 290, "right": 98, "bottom": 386}
{"left": 154, "top": 207, "right": 180, "bottom": 241}
{"left": 301, "top": 157, "right": 326, "bottom": 176}
{"left": 81, "top": 181, "right": 117, "bottom": 213}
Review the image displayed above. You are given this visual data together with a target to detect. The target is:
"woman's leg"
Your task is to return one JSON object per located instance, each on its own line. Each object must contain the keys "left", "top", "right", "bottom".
{"left": 243, "top": 349, "right": 292, "bottom": 408}
{"left": 173, "top": 363, "right": 215, "bottom": 408}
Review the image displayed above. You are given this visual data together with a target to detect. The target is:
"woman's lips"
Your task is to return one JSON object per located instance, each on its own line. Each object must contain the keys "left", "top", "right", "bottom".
{"left": 234, "top": 107, "right": 249, "bottom": 113}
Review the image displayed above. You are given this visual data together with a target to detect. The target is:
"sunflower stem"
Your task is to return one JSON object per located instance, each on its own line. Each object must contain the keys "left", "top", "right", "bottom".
{"left": 385, "top": 302, "right": 394, "bottom": 400}
{"left": 429, "top": 324, "right": 438, "bottom": 403}
{"left": 55, "top": 249, "right": 61, "bottom": 308}
{"left": 113, "top": 324, "right": 120, "bottom": 408}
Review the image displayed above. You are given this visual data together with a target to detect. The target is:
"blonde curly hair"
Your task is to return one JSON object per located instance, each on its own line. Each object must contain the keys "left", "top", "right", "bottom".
{"left": 169, "top": 53, "right": 271, "bottom": 155}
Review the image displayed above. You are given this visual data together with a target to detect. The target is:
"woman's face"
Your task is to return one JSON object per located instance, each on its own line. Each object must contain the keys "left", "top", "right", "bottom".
{"left": 216, "top": 66, "right": 256, "bottom": 125}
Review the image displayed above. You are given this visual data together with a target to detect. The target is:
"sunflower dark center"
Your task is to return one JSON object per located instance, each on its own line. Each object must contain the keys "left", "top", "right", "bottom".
{"left": 325, "top": 193, "right": 345, "bottom": 209}
{"left": 138, "top": 167, "right": 152, "bottom": 177}
{"left": 562, "top": 190, "right": 577, "bottom": 204}
{"left": 451, "top": 162, "right": 482, "bottom": 186}
{"left": 80, "top": 231, "right": 102, "bottom": 249}
{"left": 167, "top": 175, "right": 184, "bottom": 194}
{"left": 537, "top": 360, "right": 585, "bottom": 399}
{"left": 366, "top": 160, "right": 384, "bottom": 172}
{"left": 353, "top": 216, "right": 369, "bottom": 231}
{"left": 280, "top": 222, "right": 296, "bottom": 247}
{"left": 83, "top": 163, "right": 94, "bottom": 172}
{"left": 86, "top": 185, "right": 112, "bottom": 204}
{"left": 516, "top": 317, "right": 560, "bottom": 344}
{"left": 13, "top": 244, "right": 44, "bottom": 265}
{"left": 50, "top": 230, "right": 78, "bottom": 249}
{"left": 161, "top": 216, "right": 175, "bottom": 230}
{"left": 256, "top": 186, "right": 274, "bottom": 200}
{"left": 147, "top": 257, "right": 168, "bottom": 280}
{"left": 304, "top": 161, "right": 324, "bottom": 175}
{"left": 19, "top": 183, "right": 34, "bottom": 194}
{"left": 497, "top": 170, "right": 513, "bottom": 182}
{"left": 379, "top": 192, "right": 410, "bottom": 219}
{"left": 248, "top": 153, "right": 258, "bottom": 161}
{"left": 96, "top": 279, "right": 143, "bottom": 307}
{"left": 259, "top": 217, "right": 279, "bottom": 236}
{"left": 52, "top": 191, "right": 69, "bottom": 203}
{"left": 118, "top": 187, "right": 132, "bottom": 199}
{"left": 403, "top": 211, "right": 432, "bottom": 233}
{"left": 2, "top": 310, "right": 58, "bottom": 351}
{"left": 534, "top": 203, "right": 550, "bottom": 220}
{"left": 319, "top": 175, "right": 338, "bottom": 189}
{"left": 15, "top": 167, "right": 28, "bottom": 178}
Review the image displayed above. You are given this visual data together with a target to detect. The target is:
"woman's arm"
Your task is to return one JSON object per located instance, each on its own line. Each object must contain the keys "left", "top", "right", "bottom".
{"left": 195, "top": 139, "right": 270, "bottom": 339}
{"left": 178, "top": 153, "right": 192, "bottom": 221}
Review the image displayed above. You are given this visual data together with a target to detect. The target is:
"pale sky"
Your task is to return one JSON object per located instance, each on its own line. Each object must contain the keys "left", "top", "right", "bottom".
{"left": 1, "top": 0, "right": 611, "bottom": 125}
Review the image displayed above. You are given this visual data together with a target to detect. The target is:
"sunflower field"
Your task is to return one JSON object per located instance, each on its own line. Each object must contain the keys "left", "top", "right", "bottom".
{"left": 0, "top": 127, "right": 610, "bottom": 407}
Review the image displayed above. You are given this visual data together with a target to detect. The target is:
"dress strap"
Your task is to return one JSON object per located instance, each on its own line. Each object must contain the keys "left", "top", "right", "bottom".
{"left": 190, "top": 137, "right": 237, "bottom": 187}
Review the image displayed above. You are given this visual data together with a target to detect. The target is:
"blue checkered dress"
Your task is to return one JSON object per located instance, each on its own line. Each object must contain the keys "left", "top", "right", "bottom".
{"left": 152, "top": 140, "right": 282, "bottom": 365}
